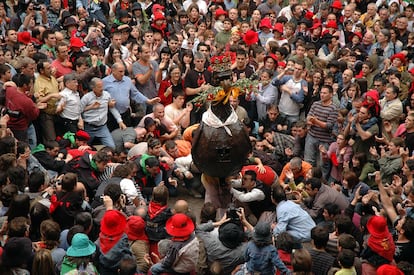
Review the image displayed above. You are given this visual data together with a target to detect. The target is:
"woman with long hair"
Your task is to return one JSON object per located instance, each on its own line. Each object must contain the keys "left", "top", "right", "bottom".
{"left": 196, "top": 18, "right": 208, "bottom": 41}
{"left": 127, "top": 25, "right": 142, "bottom": 45}
{"left": 320, "top": 133, "right": 353, "bottom": 183}
{"left": 250, "top": 10, "right": 261, "bottom": 32}
{"left": 340, "top": 82, "right": 361, "bottom": 111}
{"left": 187, "top": 3, "right": 201, "bottom": 26}
{"left": 158, "top": 65, "right": 185, "bottom": 106}
{"left": 34, "top": 220, "right": 66, "bottom": 273}
{"left": 104, "top": 45, "right": 122, "bottom": 68}
{"left": 341, "top": 170, "right": 370, "bottom": 202}
{"left": 344, "top": 152, "right": 376, "bottom": 189}
{"left": 32, "top": 249, "right": 56, "bottom": 275}
{"left": 179, "top": 49, "right": 193, "bottom": 80}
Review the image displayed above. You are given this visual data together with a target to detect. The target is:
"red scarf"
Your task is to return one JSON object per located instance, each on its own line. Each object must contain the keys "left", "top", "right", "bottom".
{"left": 99, "top": 232, "right": 123, "bottom": 254}
{"left": 147, "top": 201, "right": 168, "bottom": 219}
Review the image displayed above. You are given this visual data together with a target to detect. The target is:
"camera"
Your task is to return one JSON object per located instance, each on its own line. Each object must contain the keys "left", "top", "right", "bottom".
{"left": 226, "top": 205, "right": 241, "bottom": 223}
{"left": 375, "top": 48, "right": 384, "bottom": 56}
{"left": 50, "top": 177, "right": 62, "bottom": 187}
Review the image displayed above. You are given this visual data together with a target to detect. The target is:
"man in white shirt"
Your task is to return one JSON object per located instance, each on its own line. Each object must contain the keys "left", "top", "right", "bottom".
{"left": 56, "top": 73, "right": 83, "bottom": 136}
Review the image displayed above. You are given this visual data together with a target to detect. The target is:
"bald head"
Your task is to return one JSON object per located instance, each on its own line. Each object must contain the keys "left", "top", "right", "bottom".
{"left": 174, "top": 200, "right": 189, "bottom": 214}
{"left": 112, "top": 62, "right": 126, "bottom": 81}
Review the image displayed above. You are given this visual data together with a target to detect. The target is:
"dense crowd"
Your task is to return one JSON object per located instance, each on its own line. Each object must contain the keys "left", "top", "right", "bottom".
{"left": 0, "top": 0, "right": 414, "bottom": 274}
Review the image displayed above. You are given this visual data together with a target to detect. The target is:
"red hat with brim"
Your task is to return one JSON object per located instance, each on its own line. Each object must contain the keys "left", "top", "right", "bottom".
{"left": 259, "top": 18, "right": 272, "bottom": 29}
{"left": 326, "top": 20, "right": 338, "bottom": 29}
{"left": 390, "top": 53, "right": 406, "bottom": 64}
{"left": 17, "top": 31, "right": 33, "bottom": 45}
{"left": 331, "top": 0, "right": 343, "bottom": 9}
{"left": 101, "top": 210, "right": 127, "bottom": 236}
{"left": 154, "top": 12, "right": 166, "bottom": 21}
{"left": 243, "top": 30, "right": 259, "bottom": 46}
{"left": 70, "top": 37, "right": 85, "bottom": 48}
{"left": 377, "top": 264, "right": 404, "bottom": 275}
{"left": 166, "top": 213, "right": 194, "bottom": 237}
{"left": 215, "top": 8, "right": 227, "bottom": 19}
{"left": 273, "top": 23, "right": 284, "bottom": 33}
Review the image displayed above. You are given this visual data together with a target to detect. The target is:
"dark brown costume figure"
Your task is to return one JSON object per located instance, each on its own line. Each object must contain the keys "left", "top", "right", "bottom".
{"left": 191, "top": 54, "right": 252, "bottom": 214}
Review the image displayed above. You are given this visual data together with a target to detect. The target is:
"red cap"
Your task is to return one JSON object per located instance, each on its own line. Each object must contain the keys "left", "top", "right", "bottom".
{"left": 17, "top": 31, "right": 33, "bottom": 45}
{"left": 215, "top": 8, "right": 227, "bottom": 19}
{"left": 273, "top": 23, "right": 284, "bottom": 33}
{"left": 153, "top": 12, "right": 166, "bottom": 21}
{"left": 259, "top": 18, "right": 272, "bottom": 29}
{"left": 264, "top": 53, "right": 278, "bottom": 63}
{"left": 331, "top": 0, "right": 343, "bottom": 9}
{"left": 304, "top": 10, "right": 314, "bottom": 20}
{"left": 75, "top": 130, "right": 90, "bottom": 141}
{"left": 70, "top": 37, "right": 85, "bottom": 48}
{"left": 126, "top": 216, "right": 148, "bottom": 241}
{"left": 326, "top": 20, "right": 338, "bottom": 29}
{"left": 152, "top": 4, "right": 165, "bottom": 13}
{"left": 310, "top": 21, "right": 322, "bottom": 30}
{"left": 390, "top": 52, "right": 407, "bottom": 64}
{"left": 277, "top": 61, "right": 286, "bottom": 68}
{"left": 351, "top": 32, "right": 363, "bottom": 40}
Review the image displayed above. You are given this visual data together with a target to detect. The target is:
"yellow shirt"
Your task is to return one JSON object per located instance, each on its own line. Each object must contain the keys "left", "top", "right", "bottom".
{"left": 359, "top": 13, "right": 379, "bottom": 29}
{"left": 34, "top": 74, "right": 59, "bottom": 115}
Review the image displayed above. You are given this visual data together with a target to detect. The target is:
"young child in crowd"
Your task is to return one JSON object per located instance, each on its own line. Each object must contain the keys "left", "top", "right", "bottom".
{"left": 237, "top": 222, "right": 292, "bottom": 275}
{"left": 149, "top": 213, "right": 199, "bottom": 275}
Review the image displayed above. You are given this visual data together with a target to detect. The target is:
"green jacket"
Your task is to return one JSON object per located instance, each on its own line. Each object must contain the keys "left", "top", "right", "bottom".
{"left": 60, "top": 256, "right": 98, "bottom": 275}
{"left": 378, "top": 154, "right": 402, "bottom": 184}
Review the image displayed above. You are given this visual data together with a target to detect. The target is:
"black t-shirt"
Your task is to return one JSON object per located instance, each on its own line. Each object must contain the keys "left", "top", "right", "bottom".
{"left": 395, "top": 241, "right": 414, "bottom": 263}
{"left": 405, "top": 131, "right": 414, "bottom": 156}
{"left": 184, "top": 69, "right": 212, "bottom": 102}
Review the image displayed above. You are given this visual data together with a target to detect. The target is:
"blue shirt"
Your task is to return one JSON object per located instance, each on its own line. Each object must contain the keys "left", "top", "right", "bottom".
{"left": 102, "top": 74, "right": 148, "bottom": 114}
{"left": 274, "top": 200, "right": 316, "bottom": 242}
{"left": 80, "top": 90, "right": 122, "bottom": 126}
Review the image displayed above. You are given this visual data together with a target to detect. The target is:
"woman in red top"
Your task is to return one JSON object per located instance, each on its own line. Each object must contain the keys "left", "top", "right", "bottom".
{"left": 158, "top": 65, "right": 185, "bottom": 106}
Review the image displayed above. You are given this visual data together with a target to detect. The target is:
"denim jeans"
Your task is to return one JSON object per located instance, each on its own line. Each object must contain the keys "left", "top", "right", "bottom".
{"left": 304, "top": 134, "right": 331, "bottom": 179}
{"left": 84, "top": 124, "right": 115, "bottom": 149}
{"left": 150, "top": 263, "right": 174, "bottom": 275}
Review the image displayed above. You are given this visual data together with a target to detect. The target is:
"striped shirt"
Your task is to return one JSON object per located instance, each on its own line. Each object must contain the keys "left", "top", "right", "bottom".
{"left": 307, "top": 101, "right": 338, "bottom": 143}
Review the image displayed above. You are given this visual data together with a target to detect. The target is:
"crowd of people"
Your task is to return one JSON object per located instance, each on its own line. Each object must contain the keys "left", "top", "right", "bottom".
{"left": 0, "top": 0, "right": 414, "bottom": 274}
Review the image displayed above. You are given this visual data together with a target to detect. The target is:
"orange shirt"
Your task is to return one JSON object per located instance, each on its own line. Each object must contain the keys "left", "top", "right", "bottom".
{"left": 279, "top": 161, "right": 313, "bottom": 185}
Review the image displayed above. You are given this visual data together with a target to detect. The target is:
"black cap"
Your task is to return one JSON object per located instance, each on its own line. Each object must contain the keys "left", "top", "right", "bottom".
{"left": 117, "top": 9, "right": 131, "bottom": 19}
{"left": 131, "top": 2, "right": 142, "bottom": 10}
